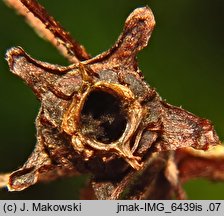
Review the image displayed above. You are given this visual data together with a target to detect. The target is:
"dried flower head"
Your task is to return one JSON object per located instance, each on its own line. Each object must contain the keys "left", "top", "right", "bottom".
{"left": 2, "top": 0, "right": 224, "bottom": 199}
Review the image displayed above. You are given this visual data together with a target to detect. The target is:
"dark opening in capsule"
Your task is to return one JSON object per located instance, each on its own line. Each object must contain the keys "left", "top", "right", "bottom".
{"left": 80, "top": 90, "right": 127, "bottom": 143}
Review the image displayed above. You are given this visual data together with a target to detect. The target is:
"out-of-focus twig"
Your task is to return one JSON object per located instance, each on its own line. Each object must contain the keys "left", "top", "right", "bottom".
{"left": 4, "top": 0, "right": 91, "bottom": 63}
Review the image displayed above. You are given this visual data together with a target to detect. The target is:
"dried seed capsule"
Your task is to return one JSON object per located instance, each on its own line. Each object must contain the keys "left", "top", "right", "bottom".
{"left": 4, "top": 6, "right": 220, "bottom": 196}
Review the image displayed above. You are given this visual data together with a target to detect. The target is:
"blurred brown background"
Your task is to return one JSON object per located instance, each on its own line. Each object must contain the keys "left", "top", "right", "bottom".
{"left": 0, "top": 0, "right": 224, "bottom": 199}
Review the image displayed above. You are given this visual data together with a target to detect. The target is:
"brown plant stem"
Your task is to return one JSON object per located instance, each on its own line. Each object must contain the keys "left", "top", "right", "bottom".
{"left": 0, "top": 173, "right": 10, "bottom": 189}
{"left": 4, "top": 0, "right": 90, "bottom": 63}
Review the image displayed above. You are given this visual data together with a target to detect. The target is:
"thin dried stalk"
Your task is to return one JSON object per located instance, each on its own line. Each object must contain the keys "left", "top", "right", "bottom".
{"left": 0, "top": 173, "right": 10, "bottom": 189}
{"left": 4, "top": 0, "right": 90, "bottom": 63}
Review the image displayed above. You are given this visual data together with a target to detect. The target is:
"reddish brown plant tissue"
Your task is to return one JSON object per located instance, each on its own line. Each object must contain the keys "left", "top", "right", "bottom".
{"left": 2, "top": 0, "right": 224, "bottom": 199}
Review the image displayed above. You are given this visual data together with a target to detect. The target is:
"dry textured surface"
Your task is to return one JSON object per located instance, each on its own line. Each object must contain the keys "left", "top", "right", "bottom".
{"left": 1, "top": 0, "right": 224, "bottom": 199}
